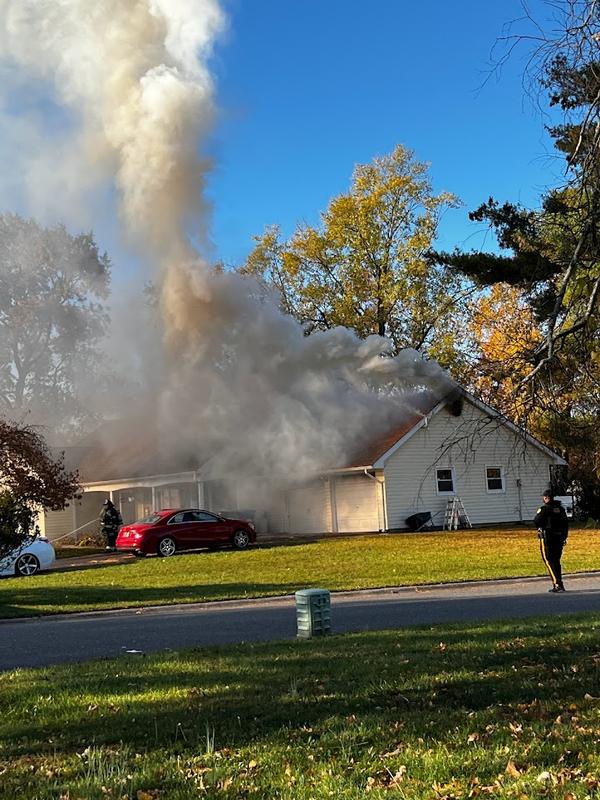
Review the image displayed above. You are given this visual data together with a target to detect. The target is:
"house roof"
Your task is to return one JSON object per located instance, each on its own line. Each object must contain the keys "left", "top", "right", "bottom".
{"left": 64, "top": 417, "right": 202, "bottom": 483}
{"left": 344, "top": 391, "right": 443, "bottom": 468}
{"left": 342, "top": 388, "right": 566, "bottom": 470}
{"left": 67, "top": 387, "right": 565, "bottom": 487}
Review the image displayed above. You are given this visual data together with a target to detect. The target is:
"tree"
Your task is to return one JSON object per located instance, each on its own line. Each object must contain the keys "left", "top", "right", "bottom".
{"left": 428, "top": 3, "right": 600, "bottom": 515}
{"left": 465, "top": 283, "right": 543, "bottom": 418}
{"left": 434, "top": 2, "right": 600, "bottom": 382}
{"left": 241, "top": 145, "right": 473, "bottom": 375}
{"left": 0, "top": 416, "right": 80, "bottom": 558}
{"left": 0, "top": 214, "right": 110, "bottom": 435}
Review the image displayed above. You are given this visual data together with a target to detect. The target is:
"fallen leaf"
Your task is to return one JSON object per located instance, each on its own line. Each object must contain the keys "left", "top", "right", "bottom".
{"left": 505, "top": 760, "right": 521, "bottom": 778}
{"left": 509, "top": 722, "right": 523, "bottom": 735}
{"left": 389, "top": 766, "right": 407, "bottom": 787}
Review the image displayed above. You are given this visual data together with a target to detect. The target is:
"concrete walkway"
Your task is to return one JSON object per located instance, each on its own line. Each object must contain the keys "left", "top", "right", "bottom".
{"left": 52, "top": 551, "right": 135, "bottom": 571}
{"left": 1, "top": 571, "right": 599, "bottom": 671}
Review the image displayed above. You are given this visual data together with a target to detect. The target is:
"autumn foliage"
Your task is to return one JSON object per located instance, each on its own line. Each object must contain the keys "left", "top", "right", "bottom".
{"left": 0, "top": 416, "right": 80, "bottom": 557}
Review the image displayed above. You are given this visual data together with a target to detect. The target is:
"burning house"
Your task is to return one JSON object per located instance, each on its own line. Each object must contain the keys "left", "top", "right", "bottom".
{"left": 1, "top": 1, "right": 567, "bottom": 548}
{"left": 40, "top": 389, "right": 565, "bottom": 542}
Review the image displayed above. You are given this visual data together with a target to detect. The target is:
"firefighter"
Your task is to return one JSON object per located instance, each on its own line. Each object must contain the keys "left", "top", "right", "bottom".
{"left": 534, "top": 489, "right": 569, "bottom": 593}
{"left": 100, "top": 499, "right": 123, "bottom": 552}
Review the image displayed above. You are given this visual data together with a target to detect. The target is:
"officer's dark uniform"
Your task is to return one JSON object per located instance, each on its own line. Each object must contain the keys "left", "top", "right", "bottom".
{"left": 534, "top": 491, "right": 568, "bottom": 593}
{"left": 100, "top": 500, "right": 123, "bottom": 551}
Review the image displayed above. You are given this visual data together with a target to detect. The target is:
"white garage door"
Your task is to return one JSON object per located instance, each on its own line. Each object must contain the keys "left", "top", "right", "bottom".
{"left": 333, "top": 475, "right": 380, "bottom": 532}
{"left": 287, "top": 481, "right": 332, "bottom": 534}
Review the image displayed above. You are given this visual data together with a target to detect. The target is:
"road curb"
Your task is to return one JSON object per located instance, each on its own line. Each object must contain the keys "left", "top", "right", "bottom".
{"left": 1, "top": 570, "right": 599, "bottom": 625}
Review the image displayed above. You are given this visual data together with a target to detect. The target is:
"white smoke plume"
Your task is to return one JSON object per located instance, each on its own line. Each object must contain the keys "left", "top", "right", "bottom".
{"left": 0, "top": 0, "right": 454, "bottom": 485}
{"left": 0, "top": 0, "right": 223, "bottom": 254}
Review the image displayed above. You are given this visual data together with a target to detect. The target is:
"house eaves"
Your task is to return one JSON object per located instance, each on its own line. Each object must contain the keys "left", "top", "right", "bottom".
{"left": 81, "top": 470, "right": 201, "bottom": 493}
{"left": 371, "top": 392, "right": 566, "bottom": 469}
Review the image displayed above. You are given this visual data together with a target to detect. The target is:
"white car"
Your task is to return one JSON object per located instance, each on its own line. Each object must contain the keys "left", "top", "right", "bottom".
{"left": 0, "top": 537, "right": 56, "bottom": 577}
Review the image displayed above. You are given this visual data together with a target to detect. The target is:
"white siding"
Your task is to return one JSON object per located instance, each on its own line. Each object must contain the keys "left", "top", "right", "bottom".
{"left": 383, "top": 401, "right": 559, "bottom": 529}
{"left": 43, "top": 506, "right": 75, "bottom": 543}
{"left": 332, "top": 474, "right": 381, "bottom": 532}
{"left": 74, "top": 492, "right": 107, "bottom": 536}
{"left": 287, "top": 480, "right": 332, "bottom": 534}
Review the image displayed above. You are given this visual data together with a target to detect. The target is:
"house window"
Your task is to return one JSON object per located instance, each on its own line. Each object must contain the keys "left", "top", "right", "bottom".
{"left": 436, "top": 468, "right": 454, "bottom": 494}
{"left": 486, "top": 466, "right": 504, "bottom": 492}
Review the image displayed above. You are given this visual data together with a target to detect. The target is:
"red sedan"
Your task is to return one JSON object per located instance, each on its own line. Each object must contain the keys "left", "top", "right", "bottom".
{"left": 116, "top": 508, "right": 256, "bottom": 557}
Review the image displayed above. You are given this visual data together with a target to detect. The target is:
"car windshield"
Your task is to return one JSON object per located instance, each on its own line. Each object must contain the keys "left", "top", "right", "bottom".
{"left": 135, "top": 513, "right": 162, "bottom": 525}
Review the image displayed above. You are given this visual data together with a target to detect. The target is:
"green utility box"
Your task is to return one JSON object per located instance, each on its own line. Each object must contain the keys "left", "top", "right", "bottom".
{"left": 295, "top": 588, "right": 331, "bottom": 638}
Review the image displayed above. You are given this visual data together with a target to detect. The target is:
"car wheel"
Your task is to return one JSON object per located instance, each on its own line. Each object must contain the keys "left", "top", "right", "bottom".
{"left": 232, "top": 529, "right": 250, "bottom": 550}
{"left": 157, "top": 537, "right": 176, "bottom": 557}
{"left": 15, "top": 553, "right": 40, "bottom": 576}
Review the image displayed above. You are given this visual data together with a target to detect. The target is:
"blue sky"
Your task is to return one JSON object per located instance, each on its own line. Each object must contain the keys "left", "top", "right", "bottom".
{"left": 204, "top": 0, "right": 561, "bottom": 267}
{"left": 0, "top": 1, "right": 564, "bottom": 280}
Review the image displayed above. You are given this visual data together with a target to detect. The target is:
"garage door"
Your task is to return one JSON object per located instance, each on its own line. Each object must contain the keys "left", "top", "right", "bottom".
{"left": 333, "top": 474, "right": 380, "bottom": 532}
{"left": 287, "top": 481, "right": 332, "bottom": 534}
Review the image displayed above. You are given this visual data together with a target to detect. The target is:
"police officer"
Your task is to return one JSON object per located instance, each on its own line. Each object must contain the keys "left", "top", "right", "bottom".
{"left": 534, "top": 489, "right": 568, "bottom": 593}
{"left": 100, "top": 499, "right": 123, "bottom": 552}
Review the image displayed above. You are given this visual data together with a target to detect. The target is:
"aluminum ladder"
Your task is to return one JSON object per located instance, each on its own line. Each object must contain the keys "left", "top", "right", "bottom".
{"left": 443, "top": 497, "right": 472, "bottom": 530}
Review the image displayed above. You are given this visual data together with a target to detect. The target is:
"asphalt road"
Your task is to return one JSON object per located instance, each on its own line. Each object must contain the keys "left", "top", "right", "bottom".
{"left": 2, "top": 572, "right": 600, "bottom": 671}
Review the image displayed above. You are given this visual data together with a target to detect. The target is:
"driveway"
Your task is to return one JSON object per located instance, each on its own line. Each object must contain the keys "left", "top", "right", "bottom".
{"left": 1, "top": 571, "right": 600, "bottom": 671}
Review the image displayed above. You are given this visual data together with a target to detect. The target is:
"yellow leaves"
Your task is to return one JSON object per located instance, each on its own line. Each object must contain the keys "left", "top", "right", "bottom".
{"left": 505, "top": 760, "right": 522, "bottom": 778}
{"left": 239, "top": 143, "right": 464, "bottom": 358}
{"left": 468, "top": 283, "right": 543, "bottom": 417}
{"left": 431, "top": 777, "right": 466, "bottom": 798}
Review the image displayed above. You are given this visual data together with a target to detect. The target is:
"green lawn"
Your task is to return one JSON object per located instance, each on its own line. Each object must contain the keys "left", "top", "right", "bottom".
{"left": 0, "top": 527, "right": 598, "bottom": 619}
{"left": 2, "top": 612, "right": 600, "bottom": 798}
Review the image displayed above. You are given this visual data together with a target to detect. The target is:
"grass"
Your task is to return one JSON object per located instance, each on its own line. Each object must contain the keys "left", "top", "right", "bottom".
{"left": 0, "top": 527, "right": 598, "bottom": 619}
{"left": 1, "top": 612, "right": 600, "bottom": 798}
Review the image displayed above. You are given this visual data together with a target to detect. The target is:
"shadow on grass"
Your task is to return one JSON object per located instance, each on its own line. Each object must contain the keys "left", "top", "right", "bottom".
{"left": 0, "top": 580, "right": 306, "bottom": 619}
{"left": 2, "top": 612, "right": 600, "bottom": 764}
